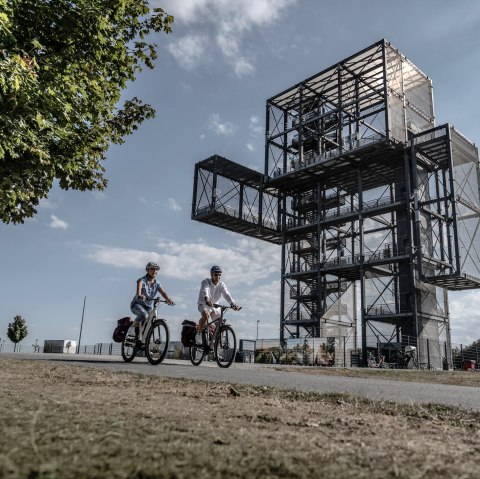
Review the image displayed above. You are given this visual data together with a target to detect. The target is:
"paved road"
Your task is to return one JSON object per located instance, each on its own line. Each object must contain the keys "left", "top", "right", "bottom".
{"left": 6, "top": 353, "right": 480, "bottom": 411}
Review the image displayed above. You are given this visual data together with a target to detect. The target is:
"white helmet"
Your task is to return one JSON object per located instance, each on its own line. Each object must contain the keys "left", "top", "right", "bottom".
{"left": 145, "top": 261, "right": 160, "bottom": 271}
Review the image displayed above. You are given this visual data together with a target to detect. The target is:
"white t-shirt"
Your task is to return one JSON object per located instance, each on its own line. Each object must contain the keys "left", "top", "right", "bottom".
{"left": 197, "top": 277, "right": 234, "bottom": 307}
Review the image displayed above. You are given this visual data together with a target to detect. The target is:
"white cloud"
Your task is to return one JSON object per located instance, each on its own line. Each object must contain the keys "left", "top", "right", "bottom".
{"left": 159, "top": 0, "right": 211, "bottom": 24}
{"left": 249, "top": 115, "right": 263, "bottom": 135}
{"left": 233, "top": 56, "right": 255, "bottom": 78}
{"left": 160, "top": 0, "right": 297, "bottom": 77}
{"left": 246, "top": 115, "right": 263, "bottom": 152}
{"left": 167, "top": 34, "right": 209, "bottom": 70}
{"left": 86, "top": 237, "right": 280, "bottom": 287}
{"left": 240, "top": 279, "right": 281, "bottom": 338}
{"left": 86, "top": 246, "right": 159, "bottom": 270}
{"left": 38, "top": 198, "right": 58, "bottom": 209}
{"left": 49, "top": 215, "right": 68, "bottom": 230}
{"left": 208, "top": 113, "right": 236, "bottom": 136}
{"left": 215, "top": 33, "right": 254, "bottom": 78}
{"left": 243, "top": 279, "right": 280, "bottom": 316}
{"left": 91, "top": 191, "right": 106, "bottom": 200}
{"left": 167, "top": 197, "right": 182, "bottom": 211}
{"left": 215, "top": 33, "right": 239, "bottom": 58}
{"left": 160, "top": 0, "right": 296, "bottom": 29}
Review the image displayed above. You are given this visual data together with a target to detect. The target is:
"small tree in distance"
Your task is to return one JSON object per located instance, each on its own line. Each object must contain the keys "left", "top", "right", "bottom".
{"left": 7, "top": 315, "right": 28, "bottom": 352}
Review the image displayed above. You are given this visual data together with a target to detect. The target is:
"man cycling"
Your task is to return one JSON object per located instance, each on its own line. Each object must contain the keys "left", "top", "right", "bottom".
{"left": 130, "top": 261, "right": 175, "bottom": 348}
{"left": 196, "top": 265, "right": 240, "bottom": 347}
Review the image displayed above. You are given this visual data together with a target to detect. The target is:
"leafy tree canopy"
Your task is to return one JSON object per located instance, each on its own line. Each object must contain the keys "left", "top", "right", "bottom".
{"left": 0, "top": 0, "right": 173, "bottom": 223}
{"left": 7, "top": 314, "right": 28, "bottom": 349}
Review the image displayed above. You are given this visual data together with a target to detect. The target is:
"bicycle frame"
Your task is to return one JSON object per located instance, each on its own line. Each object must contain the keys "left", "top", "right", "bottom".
{"left": 138, "top": 298, "right": 163, "bottom": 344}
{"left": 125, "top": 298, "right": 163, "bottom": 344}
{"left": 204, "top": 315, "right": 226, "bottom": 349}
{"left": 122, "top": 297, "right": 171, "bottom": 365}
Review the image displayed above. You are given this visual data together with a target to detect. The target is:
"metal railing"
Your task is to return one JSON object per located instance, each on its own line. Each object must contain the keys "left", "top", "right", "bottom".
{"left": 2, "top": 337, "right": 478, "bottom": 371}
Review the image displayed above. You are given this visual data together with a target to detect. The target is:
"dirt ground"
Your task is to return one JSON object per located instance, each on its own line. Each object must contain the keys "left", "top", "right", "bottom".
{"left": 1, "top": 358, "right": 480, "bottom": 479}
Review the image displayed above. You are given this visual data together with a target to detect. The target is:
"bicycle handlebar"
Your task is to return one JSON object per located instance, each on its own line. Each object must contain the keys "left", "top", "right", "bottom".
{"left": 212, "top": 303, "right": 242, "bottom": 311}
{"left": 142, "top": 296, "right": 173, "bottom": 305}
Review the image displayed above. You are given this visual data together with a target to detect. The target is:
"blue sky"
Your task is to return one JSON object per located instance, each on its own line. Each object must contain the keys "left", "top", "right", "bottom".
{"left": 1, "top": 0, "right": 480, "bottom": 349}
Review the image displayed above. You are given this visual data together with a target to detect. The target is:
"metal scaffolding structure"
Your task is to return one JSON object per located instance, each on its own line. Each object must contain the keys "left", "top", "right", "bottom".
{"left": 192, "top": 39, "right": 480, "bottom": 367}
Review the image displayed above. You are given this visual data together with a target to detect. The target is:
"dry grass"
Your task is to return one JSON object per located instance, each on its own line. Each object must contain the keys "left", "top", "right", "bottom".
{"left": 1, "top": 357, "right": 480, "bottom": 479}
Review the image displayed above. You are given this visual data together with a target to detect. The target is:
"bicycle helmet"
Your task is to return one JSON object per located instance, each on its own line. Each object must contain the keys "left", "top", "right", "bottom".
{"left": 145, "top": 261, "right": 160, "bottom": 271}
{"left": 210, "top": 265, "right": 222, "bottom": 274}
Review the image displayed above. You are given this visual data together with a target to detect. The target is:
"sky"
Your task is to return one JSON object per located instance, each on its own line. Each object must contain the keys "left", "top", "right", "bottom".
{"left": 1, "top": 0, "right": 480, "bottom": 351}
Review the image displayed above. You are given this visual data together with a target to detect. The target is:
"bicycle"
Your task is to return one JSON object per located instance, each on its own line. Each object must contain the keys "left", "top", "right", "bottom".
{"left": 189, "top": 304, "right": 240, "bottom": 368}
{"left": 122, "top": 297, "right": 172, "bottom": 365}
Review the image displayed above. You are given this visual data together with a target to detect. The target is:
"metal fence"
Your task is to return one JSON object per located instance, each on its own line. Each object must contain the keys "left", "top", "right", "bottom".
{"left": 1, "top": 337, "right": 478, "bottom": 370}
{"left": 254, "top": 337, "right": 352, "bottom": 367}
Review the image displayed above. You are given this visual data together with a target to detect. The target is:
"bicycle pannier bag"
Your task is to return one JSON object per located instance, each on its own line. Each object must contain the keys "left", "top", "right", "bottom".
{"left": 112, "top": 317, "right": 133, "bottom": 343}
{"left": 181, "top": 320, "right": 197, "bottom": 347}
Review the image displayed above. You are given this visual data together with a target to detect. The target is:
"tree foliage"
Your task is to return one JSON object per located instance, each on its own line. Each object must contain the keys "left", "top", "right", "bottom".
{"left": 7, "top": 314, "right": 28, "bottom": 351}
{"left": 0, "top": 0, "right": 173, "bottom": 223}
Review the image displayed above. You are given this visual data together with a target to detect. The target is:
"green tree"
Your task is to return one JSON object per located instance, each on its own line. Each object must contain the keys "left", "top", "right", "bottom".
{"left": 7, "top": 314, "right": 28, "bottom": 351}
{"left": 0, "top": 0, "right": 173, "bottom": 223}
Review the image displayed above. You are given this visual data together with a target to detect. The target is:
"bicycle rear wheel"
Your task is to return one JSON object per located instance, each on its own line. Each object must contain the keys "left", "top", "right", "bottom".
{"left": 121, "top": 334, "right": 137, "bottom": 363}
{"left": 145, "top": 319, "right": 169, "bottom": 365}
{"left": 214, "top": 325, "right": 236, "bottom": 368}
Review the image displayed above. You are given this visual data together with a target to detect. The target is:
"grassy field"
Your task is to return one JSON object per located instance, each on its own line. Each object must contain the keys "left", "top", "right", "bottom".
{"left": 1, "top": 357, "right": 479, "bottom": 479}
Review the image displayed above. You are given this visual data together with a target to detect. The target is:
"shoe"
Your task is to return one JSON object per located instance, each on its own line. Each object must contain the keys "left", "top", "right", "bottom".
{"left": 195, "top": 332, "right": 203, "bottom": 346}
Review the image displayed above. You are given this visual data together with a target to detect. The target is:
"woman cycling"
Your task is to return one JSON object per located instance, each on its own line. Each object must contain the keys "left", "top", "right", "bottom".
{"left": 130, "top": 261, "right": 175, "bottom": 348}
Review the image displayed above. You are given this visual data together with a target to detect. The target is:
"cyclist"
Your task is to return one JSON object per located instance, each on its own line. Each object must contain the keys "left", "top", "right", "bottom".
{"left": 196, "top": 265, "right": 240, "bottom": 346}
{"left": 130, "top": 261, "right": 175, "bottom": 348}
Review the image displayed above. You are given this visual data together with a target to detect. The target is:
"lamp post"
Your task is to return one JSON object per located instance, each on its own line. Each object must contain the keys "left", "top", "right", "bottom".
{"left": 256, "top": 320, "right": 260, "bottom": 341}
{"left": 77, "top": 296, "right": 86, "bottom": 354}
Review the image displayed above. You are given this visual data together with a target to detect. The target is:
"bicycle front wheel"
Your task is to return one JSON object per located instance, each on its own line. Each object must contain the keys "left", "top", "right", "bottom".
{"left": 214, "top": 325, "right": 236, "bottom": 368}
{"left": 121, "top": 335, "right": 137, "bottom": 363}
{"left": 145, "top": 320, "right": 169, "bottom": 365}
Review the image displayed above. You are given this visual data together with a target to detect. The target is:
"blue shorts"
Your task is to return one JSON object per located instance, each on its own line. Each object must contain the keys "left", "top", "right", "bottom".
{"left": 130, "top": 302, "right": 152, "bottom": 324}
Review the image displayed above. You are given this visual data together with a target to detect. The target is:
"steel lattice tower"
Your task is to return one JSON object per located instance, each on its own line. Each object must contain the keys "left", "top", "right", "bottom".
{"left": 192, "top": 40, "right": 480, "bottom": 367}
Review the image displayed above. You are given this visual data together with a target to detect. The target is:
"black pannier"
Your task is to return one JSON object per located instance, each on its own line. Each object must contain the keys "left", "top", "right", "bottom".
{"left": 112, "top": 317, "right": 133, "bottom": 343}
{"left": 181, "top": 320, "right": 197, "bottom": 347}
